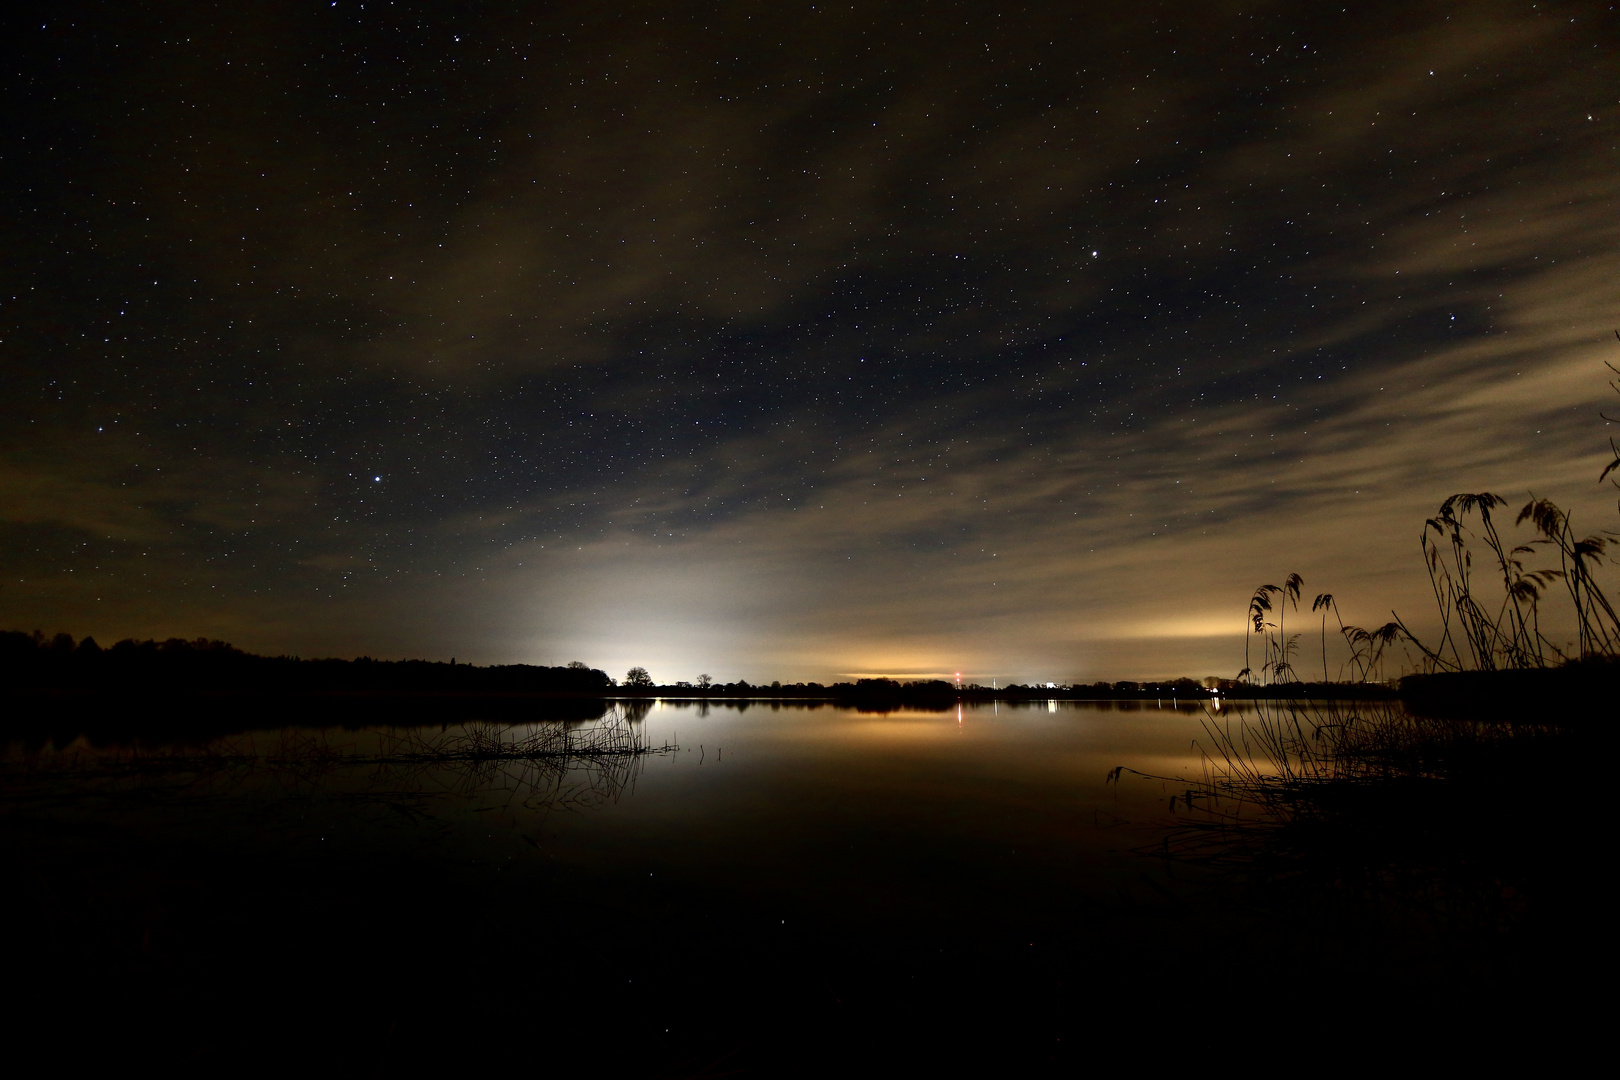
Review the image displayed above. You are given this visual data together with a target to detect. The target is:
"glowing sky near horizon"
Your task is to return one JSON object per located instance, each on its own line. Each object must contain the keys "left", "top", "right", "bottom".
{"left": 2, "top": 1, "right": 1617, "bottom": 683}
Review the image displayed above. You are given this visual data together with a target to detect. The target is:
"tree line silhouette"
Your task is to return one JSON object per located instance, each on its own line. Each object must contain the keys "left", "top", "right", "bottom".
{"left": 0, "top": 631, "right": 614, "bottom": 695}
{"left": 5, "top": 633, "right": 1380, "bottom": 704}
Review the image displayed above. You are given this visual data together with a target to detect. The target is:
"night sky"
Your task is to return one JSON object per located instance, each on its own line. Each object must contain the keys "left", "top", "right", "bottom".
{"left": 3, "top": 1, "right": 1616, "bottom": 683}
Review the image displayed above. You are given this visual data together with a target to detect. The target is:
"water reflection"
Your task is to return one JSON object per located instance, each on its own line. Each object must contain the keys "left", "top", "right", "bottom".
{"left": 0, "top": 708, "right": 673, "bottom": 837}
{"left": 4, "top": 699, "right": 1219, "bottom": 884}
{"left": 2, "top": 697, "right": 1577, "bottom": 1070}
{"left": 1125, "top": 696, "right": 1595, "bottom": 994}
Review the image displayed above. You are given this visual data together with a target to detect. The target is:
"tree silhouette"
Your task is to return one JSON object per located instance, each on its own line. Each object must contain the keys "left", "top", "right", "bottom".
{"left": 624, "top": 666, "right": 654, "bottom": 688}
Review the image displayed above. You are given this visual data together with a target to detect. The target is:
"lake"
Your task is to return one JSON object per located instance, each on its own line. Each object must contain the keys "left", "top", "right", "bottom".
{"left": 1, "top": 697, "right": 1590, "bottom": 1072}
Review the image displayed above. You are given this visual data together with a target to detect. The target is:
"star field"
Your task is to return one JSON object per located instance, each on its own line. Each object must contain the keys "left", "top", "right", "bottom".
{"left": 3, "top": 1, "right": 1616, "bottom": 680}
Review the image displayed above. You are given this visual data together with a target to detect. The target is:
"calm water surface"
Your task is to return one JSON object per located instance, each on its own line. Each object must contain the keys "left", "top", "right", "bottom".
{"left": 37, "top": 700, "right": 1222, "bottom": 928}
{"left": 524, "top": 700, "right": 1209, "bottom": 918}
{"left": 2, "top": 699, "right": 1278, "bottom": 1071}
{"left": 7, "top": 696, "right": 1587, "bottom": 1070}
{"left": 20, "top": 699, "right": 1218, "bottom": 883}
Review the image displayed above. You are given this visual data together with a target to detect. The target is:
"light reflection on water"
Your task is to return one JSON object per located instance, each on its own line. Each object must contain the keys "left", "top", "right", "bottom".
{"left": 6, "top": 697, "right": 1477, "bottom": 1069}
{"left": 8, "top": 700, "right": 1223, "bottom": 900}
{"left": 8, "top": 695, "right": 1355, "bottom": 962}
{"left": 513, "top": 699, "right": 1223, "bottom": 915}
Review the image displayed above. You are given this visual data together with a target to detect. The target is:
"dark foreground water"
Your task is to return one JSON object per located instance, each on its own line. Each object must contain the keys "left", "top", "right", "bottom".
{"left": 0, "top": 699, "right": 1599, "bottom": 1073}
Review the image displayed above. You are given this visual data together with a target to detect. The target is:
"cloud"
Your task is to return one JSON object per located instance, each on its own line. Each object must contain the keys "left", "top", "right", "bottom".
{"left": 3, "top": 1, "right": 1614, "bottom": 679}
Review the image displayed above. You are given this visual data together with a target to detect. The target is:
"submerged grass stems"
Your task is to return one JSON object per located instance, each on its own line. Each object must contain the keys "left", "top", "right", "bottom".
{"left": 1111, "top": 700, "right": 1583, "bottom": 977}
{"left": 0, "top": 708, "right": 676, "bottom": 816}
{"left": 0, "top": 710, "right": 678, "bottom": 989}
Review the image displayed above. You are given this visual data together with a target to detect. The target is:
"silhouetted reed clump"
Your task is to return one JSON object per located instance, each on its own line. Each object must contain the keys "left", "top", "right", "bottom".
{"left": 1391, "top": 492, "right": 1619, "bottom": 671}
{"left": 1241, "top": 574, "right": 1409, "bottom": 686}
{"left": 1240, "top": 353, "right": 1620, "bottom": 691}
{"left": 1188, "top": 357, "right": 1620, "bottom": 986}
{"left": 1399, "top": 350, "right": 1620, "bottom": 671}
